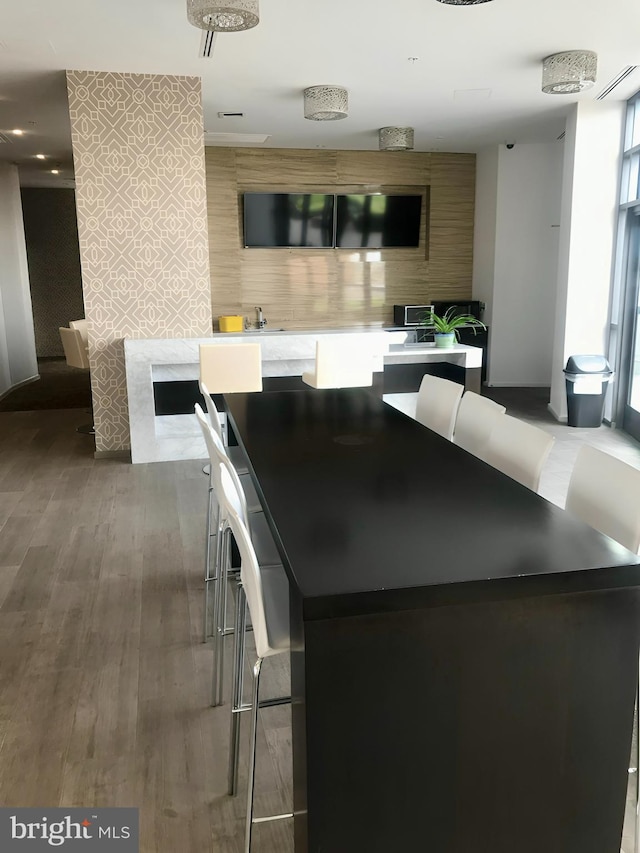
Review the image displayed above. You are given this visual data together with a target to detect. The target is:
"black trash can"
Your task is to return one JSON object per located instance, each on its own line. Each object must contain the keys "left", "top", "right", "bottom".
{"left": 564, "top": 355, "right": 613, "bottom": 427}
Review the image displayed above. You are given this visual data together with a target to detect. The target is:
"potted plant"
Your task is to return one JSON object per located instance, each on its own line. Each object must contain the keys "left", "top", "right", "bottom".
{"left": 419, "top": 307, "right": 486, "bottom": 348}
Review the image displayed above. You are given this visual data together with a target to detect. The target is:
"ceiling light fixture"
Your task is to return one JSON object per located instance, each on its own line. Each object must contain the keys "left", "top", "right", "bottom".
{"left": 35, "top": 154, "right": 46, "bottom": 160}
{"left": 379, "top": 127, "right": 414, "bottom": 151}
{"left": 186, "top": 0, "right": 259, "bottom": 31}
{"left": 542, "top": 50, "right": 597, "bottom": 94}
{"left": 11, "top": 129, "right": 23, "bottom": 135}
{"left": 303, "top": 86, "right": 348, "bottom": 121}
{"left": 50, "top": 169, "right": 59, "bottom": 175}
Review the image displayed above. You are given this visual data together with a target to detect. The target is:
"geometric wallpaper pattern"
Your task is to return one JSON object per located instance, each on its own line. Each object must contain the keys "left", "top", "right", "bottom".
{"left": 66, "top": 71, "right": 212, "bottom": 453}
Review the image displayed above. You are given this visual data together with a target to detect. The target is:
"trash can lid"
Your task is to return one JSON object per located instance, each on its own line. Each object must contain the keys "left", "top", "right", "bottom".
{"left": 564, "top": 354, "right": 612, "bottom": 375}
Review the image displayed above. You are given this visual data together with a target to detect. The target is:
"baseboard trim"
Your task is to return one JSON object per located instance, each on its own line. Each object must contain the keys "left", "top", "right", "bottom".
{"left": 547, "top": 402, "right": 567, "bottom": 423}
{"left": 94, "top": 449, "right": 131, "bottom": 461}
{"left": 0, "top": 374, "right": 40, "bottom": 402}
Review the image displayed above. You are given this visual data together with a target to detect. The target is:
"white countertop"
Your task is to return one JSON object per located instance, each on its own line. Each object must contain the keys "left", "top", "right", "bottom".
{"left": 124, "top": 330, "right": 482, "bottom": 463}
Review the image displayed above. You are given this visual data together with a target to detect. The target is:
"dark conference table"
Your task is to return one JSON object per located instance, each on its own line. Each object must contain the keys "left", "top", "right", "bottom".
{"left": 225, "top": 388, "right": 640, "bottom": 853}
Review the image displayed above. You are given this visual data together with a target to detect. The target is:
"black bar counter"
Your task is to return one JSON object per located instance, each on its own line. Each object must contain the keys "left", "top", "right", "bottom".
{"left": 225, "top": 388, "right": 640, "bottom": 853}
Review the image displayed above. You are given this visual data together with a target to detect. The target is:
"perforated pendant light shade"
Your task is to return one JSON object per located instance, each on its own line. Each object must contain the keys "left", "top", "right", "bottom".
{"left": 542, "top": 50, "right": 597, "bottom": 94}
{"left": 379, "top": 127, "right": 414, "bottom": 151}
{"left": 303, "top": 86, "right": 349, "bottom": 121}
{"left": 186, "top": 0, "right": 259, "bottom": 31}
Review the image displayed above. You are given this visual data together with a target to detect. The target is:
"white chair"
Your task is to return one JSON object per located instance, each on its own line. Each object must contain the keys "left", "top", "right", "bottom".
{"left": 194, "top": 405, "right": 280, "bottom": 707}
{"left": 199, "top": 379, "right": 248, "bottom": 474}
{"left": 565, "top": 445, "right": 640, "bottom": 553}
{"left": 302, "top": 337, "right": 375, "bottom": 389}
{"left": 484, "top": 415, "right": 555, "bottom": 492}
{"left": 199, "top": 342, "right": 263, "bottom": 394}
{"left": 453, "top": 391, "right": 506, "bottom": 459}
{"left": 69, "top": 318, "right": 88, "bottom": 348}
{"left": 59, "top": 326, "right": 93, "bottom": 435}
{"left": 59, "top": 325, "right": 89, "bottom": 370}
{"left": 218, "top": 464, "right": 291, "bottom": 853}
{"left": 414, "top": 374, "right": 464, "bottom": 440}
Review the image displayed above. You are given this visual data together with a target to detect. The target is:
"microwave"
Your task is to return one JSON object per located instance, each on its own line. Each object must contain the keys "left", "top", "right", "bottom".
{"left": 393, "top": 304, "right": 433, "bottom": 327}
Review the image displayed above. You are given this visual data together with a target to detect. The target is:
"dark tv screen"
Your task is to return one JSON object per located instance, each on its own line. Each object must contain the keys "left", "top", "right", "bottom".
{"left": 243, "top": 192, "right": 334, "bottom": 248}
{"left": 335, "top": 194, "right": 422, "bottom": 248}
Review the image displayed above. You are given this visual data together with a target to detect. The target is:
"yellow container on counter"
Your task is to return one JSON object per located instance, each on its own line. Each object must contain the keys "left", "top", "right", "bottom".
{"left": 218, "top": 315, "right": 244, "bottom": 332}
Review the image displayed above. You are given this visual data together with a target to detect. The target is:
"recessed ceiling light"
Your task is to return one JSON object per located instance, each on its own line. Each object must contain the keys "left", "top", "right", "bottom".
{"left": 12, "top": 129, "right": 23, "bottom": 136}
{"left": 35, "top": 154, "right": 46, "bottom": 160}
{"left": 50, "top": 169, "right": 59, "bottom": 175}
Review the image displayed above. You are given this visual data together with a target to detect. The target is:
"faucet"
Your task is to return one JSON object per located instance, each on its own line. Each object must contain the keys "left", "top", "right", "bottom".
{"left": 255, "top": 306, "right": 267, "bottom": 330}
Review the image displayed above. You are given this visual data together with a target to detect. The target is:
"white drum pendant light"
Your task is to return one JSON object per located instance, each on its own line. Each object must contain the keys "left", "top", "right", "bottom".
{"left": 303, "top": 86, "right": 349, "bottom": 121}
{"left": 379, "top": 127, "right": 414, "bottom": 151}
{"left": 542, "top": 50, "right": 597, "bottom": 94}
{"left": 187, "top": 0, "right": 259, "bottom": 31}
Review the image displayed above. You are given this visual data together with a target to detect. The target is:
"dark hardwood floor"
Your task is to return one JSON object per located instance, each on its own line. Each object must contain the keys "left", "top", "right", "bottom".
{"left": 0, "top": 408, "right": 292, "bottom": 853}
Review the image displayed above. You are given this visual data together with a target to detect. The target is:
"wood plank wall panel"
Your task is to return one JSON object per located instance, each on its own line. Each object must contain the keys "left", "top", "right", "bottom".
{"left": 206, "top": 147, "right": 242, "bottom": 315}
{"left": 205, "top": 148, "right": 475, "bottom": 330}
{"left": 429, "top": 153, "right": 476, "bottom": 301}
{"left": 236, "top": 149, "right": 338, "bottom": 186}
{"left": 335, "top": 151, "right": 431, "bottom": 187}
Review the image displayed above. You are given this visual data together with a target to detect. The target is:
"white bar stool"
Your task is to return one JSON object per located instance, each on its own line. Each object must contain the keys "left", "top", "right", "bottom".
{"left": 217, "top": 464, "right": 292, "bottom": 853}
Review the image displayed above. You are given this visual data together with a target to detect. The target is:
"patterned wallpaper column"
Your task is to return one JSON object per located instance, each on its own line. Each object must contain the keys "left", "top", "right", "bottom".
{"left": 66, "top": 71, "right": 212, "bottom": 453}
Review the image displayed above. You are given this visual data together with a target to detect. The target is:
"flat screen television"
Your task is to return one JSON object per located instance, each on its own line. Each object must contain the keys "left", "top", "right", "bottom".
{"left": 243, "top": 192, "right": 334, "bottom": 248}
{"left": 335, "top": 194, "right": 422, "bottom": 248}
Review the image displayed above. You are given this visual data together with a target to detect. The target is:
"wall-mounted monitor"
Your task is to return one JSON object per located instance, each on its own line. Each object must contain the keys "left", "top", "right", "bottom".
{"left": 243, "top": 192, "right": 334, "bottom": 248}
{"left": 335, "top": 194, "right": 422, "bottom": 249}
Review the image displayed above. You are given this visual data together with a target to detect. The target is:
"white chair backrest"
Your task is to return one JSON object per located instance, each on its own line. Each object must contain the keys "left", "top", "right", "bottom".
{"left": 303, "top": 337, "right": 375, "bottom": 389}
{"left": 484, "top": 415, "right": 555, "bottom": 492}
{"left": 218, "top": 464, "right": 274, "bottom": 659}
{"left": 199, "top": 380, "right": 224, "bottom": 440}
{"left": 194, "top": 404, "right": 248, "bottom": 523}
{"left": 199, "top": 343, "right": 262, "bottom": 393}
{"left": 69, "top": 319, "right": 88, "bottom": 347}
{"left": 415, "top": 374, "right": 464, "bottom": 440}
{"left": 59, "top": 326, "right": 90, "bottom": 369}
{"left": 453, "top": 391, "right": 506, "bottom": 458}
{"left": 565, "top": 445, "right": 640, "bottom": 553}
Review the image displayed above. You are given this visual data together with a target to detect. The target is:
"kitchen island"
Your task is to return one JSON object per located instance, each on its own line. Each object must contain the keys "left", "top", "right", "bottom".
{"left": 124, "top": 329, "right": 482, "bottom": 463}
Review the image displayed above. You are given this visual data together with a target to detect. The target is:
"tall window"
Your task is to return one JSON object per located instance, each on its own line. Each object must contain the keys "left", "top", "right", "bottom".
{"left": 609, "top": 92, "right": 640, "bottom": 440}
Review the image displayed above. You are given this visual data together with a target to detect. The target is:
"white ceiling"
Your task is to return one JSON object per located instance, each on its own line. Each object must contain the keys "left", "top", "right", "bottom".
{"left": 2, "top": 0, "right": 640, "bottom": 187}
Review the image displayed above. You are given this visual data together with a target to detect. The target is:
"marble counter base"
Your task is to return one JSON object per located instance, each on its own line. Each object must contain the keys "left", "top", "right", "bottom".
{"left": 125, "top": 332, "right": 482, "bottom": 464}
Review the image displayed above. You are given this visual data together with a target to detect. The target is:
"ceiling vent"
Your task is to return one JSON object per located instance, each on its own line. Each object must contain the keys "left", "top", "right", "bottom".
{"left": 217, "top": 111, "right": 244, "bottom": 118}
{"left": 199, "top": 29, "right": 217, "bottom": 58}
{"left": 596, "top": 66, "right": 639, "bottom": 100}
{"left": 0, "top": 132, "right": 12, "bottom": 144}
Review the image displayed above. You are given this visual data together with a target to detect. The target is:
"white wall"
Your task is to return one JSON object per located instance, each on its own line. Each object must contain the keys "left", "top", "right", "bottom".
{"left": 549, "top": 101, "right": 625, "bottom": 420}
{"left": 474, "top": 142, "right": 563, "bottom": 386}
{"left": 0, "top": 164, "right": 37, "bottom": 398}
{"left": 472, "top": 146, "right": 498, "bottom": 331}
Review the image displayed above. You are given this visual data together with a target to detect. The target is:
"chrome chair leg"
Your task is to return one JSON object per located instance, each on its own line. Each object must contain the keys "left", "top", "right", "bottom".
{"left": 212, "top": 526, "right": 231, "bottom": 707}
{"left": 203, "top": 484, "right": 214, "bottom": 642}
{"left": 228, "top": 583, "right": 247, "bottom": 796}
{"left": 245, "top": 657, "right": 263, "bottom": 853}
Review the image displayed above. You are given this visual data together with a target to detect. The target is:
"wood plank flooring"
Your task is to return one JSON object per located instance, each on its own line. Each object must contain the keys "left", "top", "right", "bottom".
{"left": 0, "top": 409, "right": 292, "bottom": 853}
{"left": 2, "top": 402, "right": 640, "bottom": 853}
